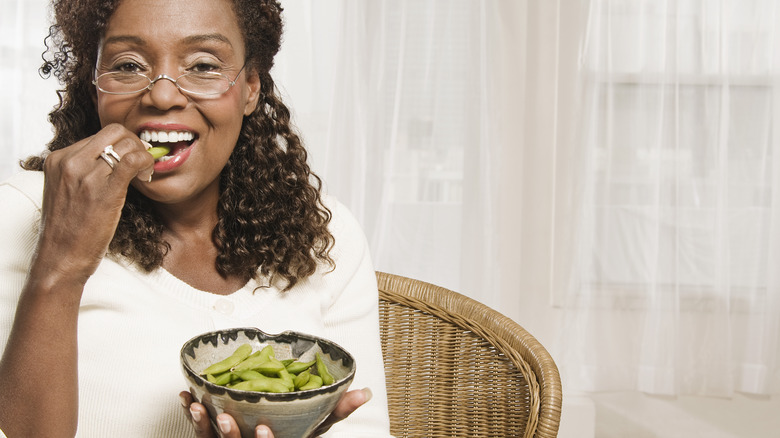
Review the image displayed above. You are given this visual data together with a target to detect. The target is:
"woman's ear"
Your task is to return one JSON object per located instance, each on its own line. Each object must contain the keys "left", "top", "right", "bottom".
{"left": 243, "top": 67, "right": 262, "bottom": 116}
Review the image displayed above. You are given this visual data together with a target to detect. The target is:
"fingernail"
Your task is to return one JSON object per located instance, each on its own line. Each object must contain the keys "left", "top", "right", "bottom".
{"left": 256, "top": 426, "right": 270, "bottom": 438}
{"left": 218, "top": 417, "right": 231, "bottom": 434}
{"left": 139, "top": 168, "right": 154, "bottom": 183}
{"left": 179, "top": 394, "right": 189, "bottom": 408}
{"left": 362, "top": 387, "right": 373, "bottom": 403}
{"left": 190, "top": 407, "right": 201, "bottom": 422}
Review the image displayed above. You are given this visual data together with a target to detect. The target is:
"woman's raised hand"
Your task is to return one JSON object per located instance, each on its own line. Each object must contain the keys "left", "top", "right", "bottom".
{"left": 35, "top": 123, "right": 154, "bottom": 286}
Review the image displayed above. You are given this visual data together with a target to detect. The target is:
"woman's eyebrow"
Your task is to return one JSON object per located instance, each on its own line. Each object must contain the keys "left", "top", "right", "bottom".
{"left": 182, "top": 33, "right": 234, "bottom": 48}
{"left": 101, "top": 33, "right": 233, "bottom": 48}
{"left": 102, "top": 35, "right": 146, "bottom": 47}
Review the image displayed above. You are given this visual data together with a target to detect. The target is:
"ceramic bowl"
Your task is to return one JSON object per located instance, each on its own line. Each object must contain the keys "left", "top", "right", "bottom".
{"left": 180, "top": 327, "right": 356, "bottom": 438}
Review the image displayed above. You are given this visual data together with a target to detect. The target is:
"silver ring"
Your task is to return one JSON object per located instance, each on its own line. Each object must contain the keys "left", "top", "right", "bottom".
{"left": 104, "top": 144, "right": 121, "bottom": 162}
{"left": 99, "top": 152, "right": 115, "bottom": 169}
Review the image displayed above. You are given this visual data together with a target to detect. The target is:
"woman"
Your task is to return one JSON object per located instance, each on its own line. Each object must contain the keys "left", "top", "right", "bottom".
{"left": 0, "top": 0, "right": 392, "bottom": 437}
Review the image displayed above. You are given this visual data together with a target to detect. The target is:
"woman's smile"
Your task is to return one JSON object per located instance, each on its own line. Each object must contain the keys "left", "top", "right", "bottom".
{"left": 138, "top": 126, "right": 197, "bottom": 172}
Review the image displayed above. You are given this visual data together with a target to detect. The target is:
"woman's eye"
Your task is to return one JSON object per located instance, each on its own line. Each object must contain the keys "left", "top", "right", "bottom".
{"left": 191, "top": 63, "right": 220, "bottom": 73}
{"left": 112, "top": 62, "right": 144, "bottom": 73}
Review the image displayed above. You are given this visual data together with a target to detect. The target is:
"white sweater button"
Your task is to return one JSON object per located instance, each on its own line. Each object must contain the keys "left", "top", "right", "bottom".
{"left": 213, "top": 299, "right": 235, "bottom": 315}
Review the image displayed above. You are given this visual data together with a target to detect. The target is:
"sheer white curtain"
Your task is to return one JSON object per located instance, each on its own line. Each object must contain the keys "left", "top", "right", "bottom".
{"left": 556, "top": 0, "right": 780, "bottom": 397}
{"left": 274, "top": 0, "right": 523, "bottom": 307}
{"left": 0, "top": 0, "right": 59, "bottom": 178}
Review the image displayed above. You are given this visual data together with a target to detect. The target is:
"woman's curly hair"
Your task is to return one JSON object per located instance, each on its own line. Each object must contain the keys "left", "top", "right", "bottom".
{"left": 23, "top": 0, "right": 334, "bottom": 290}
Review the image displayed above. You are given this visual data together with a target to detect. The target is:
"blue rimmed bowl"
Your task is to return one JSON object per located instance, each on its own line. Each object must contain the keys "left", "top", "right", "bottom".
{"left": 180, "top": 327, "right": 356, "bottom": 438}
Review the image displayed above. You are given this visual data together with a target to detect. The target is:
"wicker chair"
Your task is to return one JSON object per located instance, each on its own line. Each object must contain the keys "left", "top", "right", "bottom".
{"left": 376, "top": 271, "right": 562, "bottom": 438}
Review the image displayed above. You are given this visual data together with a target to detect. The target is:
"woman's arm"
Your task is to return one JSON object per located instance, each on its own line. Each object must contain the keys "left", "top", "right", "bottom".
{"left": 0, "top": 262, "right": 83, "bottom": 436}
{"left": 0, "top": 171, "right": 83, "bottom": 437}
{"left": 0, "top": 126, "right": 154, "bottom": 437}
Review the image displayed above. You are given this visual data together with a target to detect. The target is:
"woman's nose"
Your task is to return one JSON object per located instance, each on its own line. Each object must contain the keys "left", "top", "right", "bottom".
{"left": 141, "top": 74, "right": 189, "bottom": 110}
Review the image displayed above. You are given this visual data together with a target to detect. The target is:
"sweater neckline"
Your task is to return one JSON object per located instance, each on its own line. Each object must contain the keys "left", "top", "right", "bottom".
{"left": 130, "top": 263, "right": 276, "bottom": 312}
{"left": 156, "top": 267, "right": 259, "bottom": 296}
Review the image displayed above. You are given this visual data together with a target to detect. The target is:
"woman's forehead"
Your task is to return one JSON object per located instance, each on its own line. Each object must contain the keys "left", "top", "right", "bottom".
{"left": 103, "top": 0, "right": 243, "bottom": 53}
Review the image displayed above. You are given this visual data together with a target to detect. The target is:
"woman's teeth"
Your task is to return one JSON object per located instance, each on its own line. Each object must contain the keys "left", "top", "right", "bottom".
{"left": 139, "top": 130, "right": 195, "bottom": 143}
{"left": 140, "top": 130, "right": 195, "bottom": 162}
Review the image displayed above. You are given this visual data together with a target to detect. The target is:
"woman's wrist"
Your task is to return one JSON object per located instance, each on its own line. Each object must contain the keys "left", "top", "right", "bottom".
{"left": 23, "top": 257, "right": 91, "bottom": 306}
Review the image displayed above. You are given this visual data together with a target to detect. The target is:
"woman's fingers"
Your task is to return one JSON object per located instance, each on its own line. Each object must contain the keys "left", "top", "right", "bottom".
{"left": 255, "top": 424, "right": 274, "bottom": 438}
{"left": 331, "top": 388, "right": 372, "bottom": 420}
{"left": 215, "top": 413, "right": 247, "bottom": 438}
{"left": 62, "top": 123, "right": 152, "bottom": 189}
{"left": 180, "top": 391, "right": 217, "bottom": 438}
{"left": 44, "top": 123, "right": 153, "bottom": 204}
{"left": 180, "top": 391, "right": 248, "bottom": 438}
{"left": 311, "top": 388, "right": 372, "bottom": 436}
{"left": 91, "top": 128, "right": 154, "bottom": 185}
{"left": 104, "top": 137, "right": 155, "bottom": 184}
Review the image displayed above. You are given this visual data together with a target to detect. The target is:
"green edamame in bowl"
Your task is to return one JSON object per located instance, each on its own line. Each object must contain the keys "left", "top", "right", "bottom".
{"left": 180, "top": 327, "right": 356, "bottom": 438}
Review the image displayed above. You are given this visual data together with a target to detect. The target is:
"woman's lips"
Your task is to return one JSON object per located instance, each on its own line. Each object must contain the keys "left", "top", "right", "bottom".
{"left": 153, "top": 141, "right": 193, "bottom": 172}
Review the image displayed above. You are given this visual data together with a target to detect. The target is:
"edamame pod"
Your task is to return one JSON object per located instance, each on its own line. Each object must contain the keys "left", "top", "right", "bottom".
{"left": 213, "top": 371, "right": 234, "bottom": 386}
{"left": 315, "top": 353, "right": 334, "bottom": 385}
{"left": 299, "top": 374, "right": 323, "bottom": 391}
{"left": 285, "top": 359, "right": 316, "bottom": 375}
{"left": 256, "top": 358, "right": 286, "bottom": 375}
{"left": 147, "top": 146, "right": 170, "bottom": 160}
{"left": 293, "top": 370, "right": 311, "bottom": 389}
{"left": 278, "top": 368, "right": 295, "bottom": 391}
{"left": 257, "top": 345, "right": 275, "bottom": 361}
{"left": 237, "top": 370, "right": 265, "bottom": 381}
{"left": 232, "top": 354, "right": 275, "bottom": 373}
{"left": 231, "top": 376, "right": 291, "bottom": 393}
{"left": 200, "top": 343, "right": 253, "bottom": 376}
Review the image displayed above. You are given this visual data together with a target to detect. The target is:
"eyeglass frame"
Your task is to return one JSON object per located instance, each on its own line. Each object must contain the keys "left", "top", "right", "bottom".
{"left": 92, "top": 63, "right": 247, "bottom": 97}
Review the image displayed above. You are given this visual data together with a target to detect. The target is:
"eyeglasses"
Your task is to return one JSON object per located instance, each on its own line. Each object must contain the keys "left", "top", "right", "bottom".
{"left": 92, "top": 64, "right": 246, "bottom": 97}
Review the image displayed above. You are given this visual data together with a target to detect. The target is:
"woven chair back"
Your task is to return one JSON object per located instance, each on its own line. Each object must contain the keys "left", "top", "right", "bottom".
{"left": 376, "top": 271, "right": 562, "bottom": 438}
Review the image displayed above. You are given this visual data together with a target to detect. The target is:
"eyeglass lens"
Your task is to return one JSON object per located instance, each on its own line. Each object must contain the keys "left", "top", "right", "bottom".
{"left": 95, "top": 72, "right": 232, "bottom": 95}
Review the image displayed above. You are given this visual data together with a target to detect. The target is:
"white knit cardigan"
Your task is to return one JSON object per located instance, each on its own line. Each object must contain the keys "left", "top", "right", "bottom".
{"left": 0, "top": 170, "right": 392, "bottom": 437}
